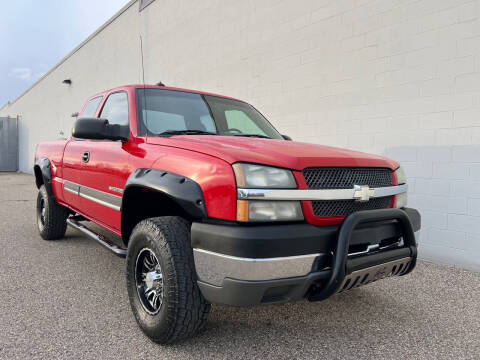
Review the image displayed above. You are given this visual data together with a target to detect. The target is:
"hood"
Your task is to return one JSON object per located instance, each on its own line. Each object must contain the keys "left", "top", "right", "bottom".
{"left": 146, "top": 136, "right": 399, "bottom": 170}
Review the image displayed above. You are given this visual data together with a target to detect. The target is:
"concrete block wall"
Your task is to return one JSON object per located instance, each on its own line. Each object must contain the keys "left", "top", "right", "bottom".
{"left": 1, "top": 0, "right": 479, "bottom": 270}
{"left": 140, "top": 0, "right": 480, "bottom": 270}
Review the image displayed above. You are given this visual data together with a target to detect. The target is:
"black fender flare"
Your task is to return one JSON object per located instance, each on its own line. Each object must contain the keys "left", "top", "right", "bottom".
{"left": 121, "top": 169, "right": 208, "bottom": 240}
{"left": 33, "top": 157, "right": 53, "bottom": 196}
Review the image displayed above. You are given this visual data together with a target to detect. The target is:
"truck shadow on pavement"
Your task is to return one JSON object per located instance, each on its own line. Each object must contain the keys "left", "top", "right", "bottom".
{"left": 175, "top": 287, "right": 424, "bottom": 358}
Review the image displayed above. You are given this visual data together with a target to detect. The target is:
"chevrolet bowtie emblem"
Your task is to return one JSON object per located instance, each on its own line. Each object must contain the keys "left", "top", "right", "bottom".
{"left": 353, "top": 185, "right": 374, "bottom": 202}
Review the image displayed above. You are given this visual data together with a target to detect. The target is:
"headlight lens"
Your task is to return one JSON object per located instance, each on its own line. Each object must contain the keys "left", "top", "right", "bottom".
{"left": 233, "top": 163, "right": 296, "bottom": 188}
{"left": 233, "top": 163, "right": 301, "bottom": 221}
{"left": 394, "top": 166, "right": 407, "bottom": 185}
{"left": 237, "top": 200, "right": 303, "bottom": 222}
{"left": 394, "top": 166, "right": 407, "bottom": 208}
{"left": 395, "top": 192, "right": 408, "bottom": 208}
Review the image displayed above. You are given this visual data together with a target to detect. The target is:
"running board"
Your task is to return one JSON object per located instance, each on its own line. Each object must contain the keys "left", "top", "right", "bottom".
{"left": 66, "top": 217, "right": 127, "bottom": 257}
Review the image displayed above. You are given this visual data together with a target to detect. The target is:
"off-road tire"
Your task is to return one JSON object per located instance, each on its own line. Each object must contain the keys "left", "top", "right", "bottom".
{"left": 126, "top": 216, "right": 210, "bottom": 344}
{"left": 36, "top": 185, "right": 69, "bottom": 240}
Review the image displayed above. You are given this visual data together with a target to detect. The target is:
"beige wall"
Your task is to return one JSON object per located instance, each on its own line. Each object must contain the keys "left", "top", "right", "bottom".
{"left": 1, "top": 0, "right": 480, "bottom": 270}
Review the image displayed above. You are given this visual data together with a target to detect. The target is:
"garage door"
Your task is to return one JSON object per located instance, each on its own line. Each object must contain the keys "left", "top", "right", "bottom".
{"left": 0, "top": 117, "right": 18, "bottom": 172}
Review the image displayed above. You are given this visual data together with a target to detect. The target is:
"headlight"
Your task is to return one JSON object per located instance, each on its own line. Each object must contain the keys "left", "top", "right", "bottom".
{"left": 237, "top": 200, "right": 303, "bottom": 222}
{"left": 233, "top": 163, "right": 296, "bottom": 188}
{"left": 394, "top": 166, "right": 407, "bottom": 185}
{"left": 394, "top": 166, "right": 407, "bottom": 208}
{"left": 233, "top": 163, "right": 301, "bottom": 221}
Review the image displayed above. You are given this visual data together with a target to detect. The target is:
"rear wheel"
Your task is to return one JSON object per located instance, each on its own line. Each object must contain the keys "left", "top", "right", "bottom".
{"left": 126, "top": 216, "right": 210, "bottom": 344}
{"left": 36, "top": 185, "right": 69, "bottom": 240}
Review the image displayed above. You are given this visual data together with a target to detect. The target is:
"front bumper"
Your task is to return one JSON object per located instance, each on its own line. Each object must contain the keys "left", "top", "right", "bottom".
{"left": 192, "top": 208, "right": 420, "bottom": 306}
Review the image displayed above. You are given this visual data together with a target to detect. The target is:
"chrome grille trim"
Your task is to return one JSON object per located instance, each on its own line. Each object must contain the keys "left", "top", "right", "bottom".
{"left": 237, "top": 184, "right": 407, "bottom": 201}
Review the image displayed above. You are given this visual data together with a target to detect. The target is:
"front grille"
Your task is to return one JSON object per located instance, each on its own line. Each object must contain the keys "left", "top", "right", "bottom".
{"left": 303, "top": 167, "right": 393, "bottom": 218}
{"left": 311, "top": 197, "right": 392, "bottom": 217}
{"left": 303, "top": 167, "right": 392, "bottom": 189}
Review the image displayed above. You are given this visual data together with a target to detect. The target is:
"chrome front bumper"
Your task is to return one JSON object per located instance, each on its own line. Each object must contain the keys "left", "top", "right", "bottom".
{"left": 193, "top": 231, "right": 420, "bottom": 288}
{"left": 192, "top": 208, "right": 420, "bottom": 306}
{"left": 193, "top": 249, "right": 320, "bottom": 287}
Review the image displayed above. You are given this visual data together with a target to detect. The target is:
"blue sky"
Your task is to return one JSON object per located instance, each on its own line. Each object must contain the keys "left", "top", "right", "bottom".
{"left": 0, "top": 0, "right": 130, "bottom": 107}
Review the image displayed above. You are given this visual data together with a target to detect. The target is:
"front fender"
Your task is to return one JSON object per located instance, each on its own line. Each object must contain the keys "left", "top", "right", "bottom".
{"left": 120, "top": 169, "right": 208, "bottom": 244}
{"left": 33, "top": 157, "right": 53, "bottom": 196}
{"left": 122, "top": 168, "right": 207, "bottom": 218}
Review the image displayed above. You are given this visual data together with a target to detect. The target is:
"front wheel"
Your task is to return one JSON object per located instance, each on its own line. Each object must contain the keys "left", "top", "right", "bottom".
{"left": 126, "top": 216, "right": 210, "bottom": 344}
{"left": 36, "top": 185, "right": 69, "bottom": 240}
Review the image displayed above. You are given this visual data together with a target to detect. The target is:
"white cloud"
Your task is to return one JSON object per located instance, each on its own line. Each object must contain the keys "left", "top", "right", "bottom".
{"left": 8, "top": 67, "right": 32, "bottom": 80}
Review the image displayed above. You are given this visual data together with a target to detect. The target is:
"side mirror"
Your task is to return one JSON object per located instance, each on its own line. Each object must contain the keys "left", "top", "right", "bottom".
{"left": 282, "top": 134, "right": 292, "bottom": 141}
{"left": 72, "top": 118, "right": 128, "bottom": 142}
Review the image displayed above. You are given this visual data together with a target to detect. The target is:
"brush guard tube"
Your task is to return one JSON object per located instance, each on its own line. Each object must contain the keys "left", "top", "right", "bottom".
{"left": 307, "top": 208, "right": 417, "bottom": 302}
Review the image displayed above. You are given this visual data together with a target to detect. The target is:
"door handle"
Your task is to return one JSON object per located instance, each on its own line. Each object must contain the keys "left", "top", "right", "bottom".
{"left": 82, "top": 151, "right": 90, "bottom": 163}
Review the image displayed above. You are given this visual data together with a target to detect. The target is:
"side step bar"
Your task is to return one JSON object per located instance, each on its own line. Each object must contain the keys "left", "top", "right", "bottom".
{"left": 66, "top": 217, "right": 127, "bottom": 257}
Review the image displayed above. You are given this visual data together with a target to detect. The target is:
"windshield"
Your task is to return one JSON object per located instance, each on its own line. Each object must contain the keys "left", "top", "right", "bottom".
{"left": 136, "top": 88, "right": 283, "bottom": 139}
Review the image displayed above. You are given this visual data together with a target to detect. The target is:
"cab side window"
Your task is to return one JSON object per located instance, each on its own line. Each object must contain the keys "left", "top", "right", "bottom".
{"left": 81, "top": 96, "right": 103, "bottom": 118}
{"left": 100, "top": 92, "right": 129, "bottom": 126}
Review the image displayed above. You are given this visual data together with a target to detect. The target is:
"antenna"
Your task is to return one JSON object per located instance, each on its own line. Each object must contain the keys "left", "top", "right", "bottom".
{"left": 140, "top": 35, "right": 146, "bottom": 86}
{"left": 140, "top": 35, "right": 148, "bottom": 139}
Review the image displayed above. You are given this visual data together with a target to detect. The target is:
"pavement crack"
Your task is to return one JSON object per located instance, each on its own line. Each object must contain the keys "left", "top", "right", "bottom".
{"left": 2, "top": 199, "right": 33, "bottom": 202}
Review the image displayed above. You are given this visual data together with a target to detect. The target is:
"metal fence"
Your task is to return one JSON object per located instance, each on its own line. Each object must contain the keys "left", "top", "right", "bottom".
{"left": 0, "top": 117, "right": 19, "bottom": 172}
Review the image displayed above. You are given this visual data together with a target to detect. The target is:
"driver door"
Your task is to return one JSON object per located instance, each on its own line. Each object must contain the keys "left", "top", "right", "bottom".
{"left": 62, "top": 96, "right": 103, "bottom": 215}
{"left": 75, "top": 91, "right": 133, "bottom": 232}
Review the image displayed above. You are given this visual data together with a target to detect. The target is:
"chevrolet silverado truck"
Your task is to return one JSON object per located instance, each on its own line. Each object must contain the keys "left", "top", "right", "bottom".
{"left": 34, "top": 84, "right": 420, "bottom": 344}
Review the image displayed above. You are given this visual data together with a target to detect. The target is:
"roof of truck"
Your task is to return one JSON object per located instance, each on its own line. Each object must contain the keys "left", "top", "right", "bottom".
{"left": 97, "top": 84, "right": 243, "bottom": 102}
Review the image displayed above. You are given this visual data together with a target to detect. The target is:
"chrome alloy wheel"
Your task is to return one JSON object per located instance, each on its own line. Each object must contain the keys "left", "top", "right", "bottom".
{"left": 135, "top": 248, "right": 164, "bottom": 315}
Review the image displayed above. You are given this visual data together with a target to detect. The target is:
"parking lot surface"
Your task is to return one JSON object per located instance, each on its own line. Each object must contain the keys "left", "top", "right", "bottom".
{"left": 0, "top": 173, "right": 479, "bottom": 359}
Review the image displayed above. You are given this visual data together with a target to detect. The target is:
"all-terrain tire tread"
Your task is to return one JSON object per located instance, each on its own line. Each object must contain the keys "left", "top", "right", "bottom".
{"left": 127, "top": 217, "right": 210, "bottom": 344}
{"left": 37, "top": 185, "right": 69, "bottom": 240}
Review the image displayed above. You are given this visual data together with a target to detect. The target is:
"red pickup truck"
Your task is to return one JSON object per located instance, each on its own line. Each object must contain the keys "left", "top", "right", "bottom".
{"left": 34, "top": 84, "right": 420, "bottom": 343}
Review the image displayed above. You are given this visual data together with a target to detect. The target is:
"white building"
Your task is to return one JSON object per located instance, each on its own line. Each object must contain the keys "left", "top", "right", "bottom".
{"left": 1, "top": 0, "right": 479, "bottom": 271}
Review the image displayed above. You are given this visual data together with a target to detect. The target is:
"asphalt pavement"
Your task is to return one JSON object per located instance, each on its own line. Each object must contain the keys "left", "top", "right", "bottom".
{"left": 0, "top": 173, "right": 479, "bottom": 359}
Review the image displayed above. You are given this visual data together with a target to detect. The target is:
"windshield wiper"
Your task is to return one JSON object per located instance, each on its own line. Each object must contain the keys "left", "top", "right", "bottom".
{"left": 159, "top": 130, "right": 217, "bottom": 136}
{"left": 159, "top": 130, "right": 272, "bottom": 139}
{"left": 231, "top": 134, "right": 272, "bottom": 139}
